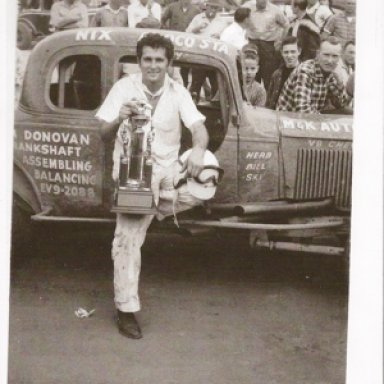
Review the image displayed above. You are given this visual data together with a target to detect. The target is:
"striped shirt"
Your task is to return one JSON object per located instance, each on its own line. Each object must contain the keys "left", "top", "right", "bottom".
{"left": 276, "top": 59, "right": 350, "bottom": 113}
{"left": 324, "top": 13, "right": 356, "bottom": 43}
{"left": 91, "top": 5, "right": 128, "bottom": 27}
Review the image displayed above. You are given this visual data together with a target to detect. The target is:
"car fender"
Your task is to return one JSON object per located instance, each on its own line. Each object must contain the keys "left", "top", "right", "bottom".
{"left": 13, "top": 159, "right": 42, "bottom": 214}
{"left": 17, "top": 17, "right": 38, "bottom": 37}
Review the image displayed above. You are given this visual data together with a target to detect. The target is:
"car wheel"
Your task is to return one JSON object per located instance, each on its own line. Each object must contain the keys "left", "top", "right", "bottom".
{"left": 17, "top": 22, "right": 33, "bottom": 50}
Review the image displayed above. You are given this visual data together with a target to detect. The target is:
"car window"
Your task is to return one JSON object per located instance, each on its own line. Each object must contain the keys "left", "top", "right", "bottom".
{"left": 49, "top": 54, "right": 101, "bottom": 111}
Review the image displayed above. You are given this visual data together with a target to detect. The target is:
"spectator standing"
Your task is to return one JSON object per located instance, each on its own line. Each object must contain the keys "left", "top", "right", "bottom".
{"left": 322, "top": 0, "right": 355, "bottom": 44}
{"left": 242, "top": 0, "right": 289, "bottom": 89}
{"left": 305, "top": 0, "right": 332, "bottom": 30}
{"left": 334, "top": 40, "right": 354, "bottom": 86}
{"left": 161, "top": 0, "right": 200, "bottom": 31}
{"left": 128, "top": 0, "right": 161, "bottom": 28}
{"left": 186, "top": 0, "right": 230, "bottom": 101}
{"left": 276, "top": 37, "right": 350, "bottom": 113}
{"left": 288, "top": 0, "right": 320, "bottom": 61}
{"left": 161, "top": 0, "right": 200, "bottom": 87}
{"left": 266, "top": 36, "right": 300, "bottom": 109}
{"left": 220, "top": 7, "right": 251, "bottom": 51}
{"left": 50, "top": 0, "right": 88, "bottom": 31}
{"left": 91, "top": 0, "right": 128, "bottom": 27}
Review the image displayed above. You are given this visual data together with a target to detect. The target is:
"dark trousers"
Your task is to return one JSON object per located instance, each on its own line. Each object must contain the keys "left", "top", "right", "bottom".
{"left": 180, "top": 67, "right": 190, "bottom": 88}
{"left": 248, "top": 39, "right": 280, "bottom": 89}
{"left": 190, "top": 69, "right": 218, "bottom": 102}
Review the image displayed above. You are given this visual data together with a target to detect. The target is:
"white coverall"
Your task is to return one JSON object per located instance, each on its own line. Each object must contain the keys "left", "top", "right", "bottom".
{"left": 96, "top": 73, "right": 206, "bottom": 312}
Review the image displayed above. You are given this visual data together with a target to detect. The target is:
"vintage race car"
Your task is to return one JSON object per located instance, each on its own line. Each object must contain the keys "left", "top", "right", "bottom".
{"left": 13, "top": 28, "right": 353, "bottom": 256}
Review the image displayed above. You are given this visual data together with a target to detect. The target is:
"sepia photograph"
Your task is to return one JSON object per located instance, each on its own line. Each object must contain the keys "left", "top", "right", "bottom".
{"left": 0, "top": 0, "right": 382, "bottom": 383}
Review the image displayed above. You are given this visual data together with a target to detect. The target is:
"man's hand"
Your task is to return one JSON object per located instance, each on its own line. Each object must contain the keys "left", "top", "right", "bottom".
{"left": 118, "top": 99, "right": 150, "bottom": 126}
{"left": 194, "top": 19, "right": 209, "bottom": 33}
{"left": 332, "top": 71, "right": 345, "bottom": 89}
{"left": 181, "top": 147, "right": 205, "bottom": 178}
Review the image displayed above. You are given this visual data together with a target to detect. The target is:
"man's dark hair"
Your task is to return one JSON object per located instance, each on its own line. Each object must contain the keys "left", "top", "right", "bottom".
{"left": 320, "top": 35, "right": 342, "bottom": 48}
{"left": 293, "top": 0, "right": 307, "bottom": 11}
{"left": 281, "top": 36, "right": 301, "bottom": 50}
{"left": 137, "top": 33, "right": 174, "bottom": 62}
{"left": 234, "top": 7, "right": 251, "bottom": 23}
{"left": 343, "top": 40, "right": 355, "bottom": 50}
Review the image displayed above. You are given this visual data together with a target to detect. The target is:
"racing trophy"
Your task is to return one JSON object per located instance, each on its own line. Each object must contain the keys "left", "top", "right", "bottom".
{"left": 112, "top": 111, "right": 156, "bottom": 214}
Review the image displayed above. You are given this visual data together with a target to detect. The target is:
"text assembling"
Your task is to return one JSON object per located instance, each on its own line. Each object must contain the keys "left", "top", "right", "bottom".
{"left": 15, "top": 129, "right": 100, "bottom": 201}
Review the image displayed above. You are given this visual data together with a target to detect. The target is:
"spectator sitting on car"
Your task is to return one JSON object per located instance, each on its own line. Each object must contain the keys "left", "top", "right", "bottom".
{"left": 220, "top": 7, "right": 251, "bottom": 51}
{"left": 242, "top": 46, "right": 266, "bottom": 107}
{"left": 276, "top": 36, "right": 351, "bottom": 113}
{"left": 288, "top": 0, "right": 320, "bottom": 62}
{"left": 50, "top": 0, "right": 89, "bottom": 31}
{"left": 266, "top": 36, "right": 300, "bottom": 109}
{"left": 91, "top": 0, "right": 128, "bottom": 26}
{"left": 127, "top": 0, "right": 161, "bottom": 28}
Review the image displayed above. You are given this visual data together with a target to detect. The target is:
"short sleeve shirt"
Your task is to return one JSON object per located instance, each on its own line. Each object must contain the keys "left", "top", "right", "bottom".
{"left": 323, "top": 13, "right": 356, "bottom": 43}
{"left": 306, "top": 2, "right": 333, "bottom": 29}
{"left": 127, "top": 1, "right": 161, "bottom": 27}
{"left": 91, "top": 5, "right": 128, "bottom": 27}
{"left": 96, "top": 74, "right": 206, "bottom": 167}
{"left": 50, "top": 0, "right": 88, "bottom": 29}
{"left": 186, "top": 12, "right": 230, "bottom": 37}
{"left": 242, "top": 1, "right": 288, "bottom": 41}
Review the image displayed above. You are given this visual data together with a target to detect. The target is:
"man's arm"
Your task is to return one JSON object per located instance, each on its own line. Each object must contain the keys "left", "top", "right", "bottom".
{"left": 184, "top": 121, "right": 209, "bottom": 177}
{"left": 161, "top": 4, "right": 172, "bottom": 27}
{"left": 99, "top": 100, "right": 150, "bottom": 140}
{"left": 266, "top": 71, "right": 278, "bottom": 109}
{"left": 293, "top": 71, "right": 319, "bottom": 113}
{"left": 78, "top": 5, "right": 89, "bottom": 28}
{"left": 50, "top": 5, "right": 83, "bottom": 29}
{"left": 127, "top": 5, "right": 136, "bottom": 27}
{"left": 321, "top": 14, "right": 336, "bottom": 38}
{"left": 327, "top": 73, "right": 351, "bottom": 109}
{"left": 151, "top": 2, "right": 162, "bottom": 22}
{"left": 90, "top": 10, "right": 101, "bottom": 27}
{"left": 186, "top": 15, "right": 206, "bottom": 34}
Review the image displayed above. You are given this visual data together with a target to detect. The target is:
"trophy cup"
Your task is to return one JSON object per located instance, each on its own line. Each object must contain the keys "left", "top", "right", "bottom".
{"left": 112, "top": 111, "right": 156, "bottom": 214}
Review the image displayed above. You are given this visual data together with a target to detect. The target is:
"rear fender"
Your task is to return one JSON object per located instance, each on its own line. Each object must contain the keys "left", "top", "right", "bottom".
{"left": 17, "top": 18, "right": 38, "bottom": 36}
{"left": 13, "top": 160, "right": 42, "bottom": 214}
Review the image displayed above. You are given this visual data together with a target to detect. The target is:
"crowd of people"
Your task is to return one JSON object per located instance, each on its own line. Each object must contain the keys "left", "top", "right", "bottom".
{"left": 19, "top": 0, "right": 356, "bottom": 113}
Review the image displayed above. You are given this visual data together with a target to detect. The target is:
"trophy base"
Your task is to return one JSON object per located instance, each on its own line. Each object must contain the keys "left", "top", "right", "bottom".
{"left": 112, "top": 188, "right": 156, "bottom": 215}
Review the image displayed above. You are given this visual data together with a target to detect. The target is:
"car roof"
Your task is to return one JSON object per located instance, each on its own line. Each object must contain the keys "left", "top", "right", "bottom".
{"left": 35, "top": 27, "right": 239, "bottom": 62}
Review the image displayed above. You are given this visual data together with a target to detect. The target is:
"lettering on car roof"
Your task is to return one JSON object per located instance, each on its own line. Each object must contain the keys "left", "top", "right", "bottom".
{"left": 74, "top": 29, "right": 230, "bottom": 55}
{"left": 75, "top": 30, "right": 112, "bottom": 41}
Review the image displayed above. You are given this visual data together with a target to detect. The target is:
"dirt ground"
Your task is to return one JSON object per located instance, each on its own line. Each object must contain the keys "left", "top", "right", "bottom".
{"left": 8, "top": 224, "right": 348, "bottom": 384}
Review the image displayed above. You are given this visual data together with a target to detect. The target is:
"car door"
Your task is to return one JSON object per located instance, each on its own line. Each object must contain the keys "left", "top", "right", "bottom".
{"left": 14, "top": 47, "right": 111, "bottom": 217}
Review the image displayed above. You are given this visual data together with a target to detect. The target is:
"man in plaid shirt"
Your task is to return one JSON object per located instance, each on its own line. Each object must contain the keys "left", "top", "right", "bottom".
{"left": 276, "top": 36, "right": 350, "bottom": 113}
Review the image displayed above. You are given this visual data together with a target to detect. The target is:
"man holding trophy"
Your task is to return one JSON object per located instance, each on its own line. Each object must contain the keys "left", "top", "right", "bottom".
{"left": 96, "top": 33, "right": 214, "bottom": 339}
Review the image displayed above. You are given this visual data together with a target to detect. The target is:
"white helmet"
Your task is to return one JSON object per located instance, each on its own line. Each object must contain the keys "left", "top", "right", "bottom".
{"left": 173, "top": 149, "right": 224, "bottom": 200}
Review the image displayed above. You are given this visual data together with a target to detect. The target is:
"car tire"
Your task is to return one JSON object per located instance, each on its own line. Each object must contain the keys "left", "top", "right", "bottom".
{"left": 17, "top": 22, "right": 33, "bottom": 50}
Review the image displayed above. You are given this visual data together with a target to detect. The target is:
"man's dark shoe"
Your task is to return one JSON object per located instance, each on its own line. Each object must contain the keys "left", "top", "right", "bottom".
{"left": 117, "top": 310, "right": 142, "bottom": 339}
